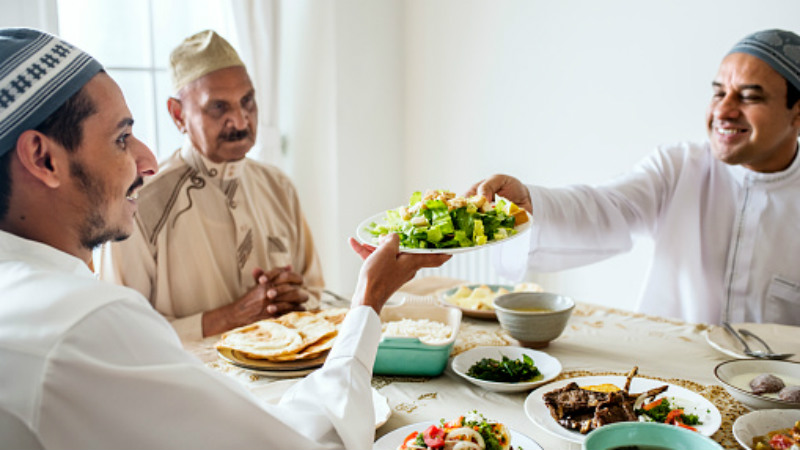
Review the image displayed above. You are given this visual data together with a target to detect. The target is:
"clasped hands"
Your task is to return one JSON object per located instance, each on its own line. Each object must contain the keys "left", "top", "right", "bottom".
{"left": 202, "top": 174, "right": 530, "bottom": 337}
{"left": 202, "top": 265, "right": 308, "bottom": 337}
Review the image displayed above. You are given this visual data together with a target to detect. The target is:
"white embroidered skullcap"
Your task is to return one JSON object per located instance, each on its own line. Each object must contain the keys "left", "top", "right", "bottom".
{"left": 0, "top": 28, "right": 102, "bottom": 156}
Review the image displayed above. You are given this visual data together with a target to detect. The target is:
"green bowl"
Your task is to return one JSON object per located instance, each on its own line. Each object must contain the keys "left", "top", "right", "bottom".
{"left": 582, "top": 422, "right": 723, "bottom": 450}
{"left": 373, "top": 296, "right": 461, "bottom": 376}
{"left": 373, "top": 338, "right": 455, "bottom": 376}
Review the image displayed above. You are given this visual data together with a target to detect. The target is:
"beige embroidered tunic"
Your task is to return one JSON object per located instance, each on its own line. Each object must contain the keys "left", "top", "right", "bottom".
{"left": 98, "top": 142, "right": 323, "bottom": 340}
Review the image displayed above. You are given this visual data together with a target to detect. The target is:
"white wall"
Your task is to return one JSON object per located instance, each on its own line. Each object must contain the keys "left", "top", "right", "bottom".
{"left": 280, "top": 1, "right": 405, "bottom": 298}
{"left": 281, "top": 0, "right": 800, "bottom": 310}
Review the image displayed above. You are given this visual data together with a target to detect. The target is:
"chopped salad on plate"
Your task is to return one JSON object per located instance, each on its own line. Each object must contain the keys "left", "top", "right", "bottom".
{"left": 364, "top": 190, "right": 529, "bottom": 250}
{"left": 398, "top": 411, "right": 513, "bottom": 450}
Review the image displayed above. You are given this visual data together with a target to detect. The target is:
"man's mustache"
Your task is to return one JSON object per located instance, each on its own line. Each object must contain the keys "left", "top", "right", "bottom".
{"left": 219, "top": 128, "right": 251, "bottom": 142}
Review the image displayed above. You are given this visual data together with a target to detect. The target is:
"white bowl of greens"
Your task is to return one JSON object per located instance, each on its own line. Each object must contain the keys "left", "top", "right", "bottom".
{"left": 451, "top": 346, "right": 561, "bottom": 393}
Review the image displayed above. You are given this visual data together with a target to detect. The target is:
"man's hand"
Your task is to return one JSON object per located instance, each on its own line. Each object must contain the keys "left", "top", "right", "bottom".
{"left": 349, "top": 234, "right": 451, "bottom": 314}
{"left": 201, "top": 266, "right": 309, "bottom": 337}
{"left": 466, "top": 174, "right": 533, "bottom": 214}
{"left": 252, "top": 266, "right": 309, "bottom": 315}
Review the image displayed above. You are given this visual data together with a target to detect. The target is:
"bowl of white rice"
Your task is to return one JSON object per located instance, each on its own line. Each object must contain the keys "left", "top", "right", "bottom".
{"left": 375, "top": 296, "right": 462, "bottom": 376}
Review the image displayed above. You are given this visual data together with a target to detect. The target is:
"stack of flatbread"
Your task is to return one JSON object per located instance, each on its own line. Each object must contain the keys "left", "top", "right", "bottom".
{"left": 215, "top": 308, "right": 350, "bottom": 362}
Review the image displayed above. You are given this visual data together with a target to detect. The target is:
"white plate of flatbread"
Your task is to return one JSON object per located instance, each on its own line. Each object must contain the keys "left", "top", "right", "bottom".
{"left": 216, "top": 308, "right": 349, "bottom": 377}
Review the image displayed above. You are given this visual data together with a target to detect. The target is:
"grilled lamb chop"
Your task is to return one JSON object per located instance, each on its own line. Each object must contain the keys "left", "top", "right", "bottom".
{"left": 591, "top": 391, "right": 638, "bottom": 429}
{"left": 628, "top": 385, "right": 669, "bottom": 402}
{"left": 542, "top": 366, "right": 670, "bottom": 435}
{"left": 542, "top": 382, "right": 610, "bottom": 421}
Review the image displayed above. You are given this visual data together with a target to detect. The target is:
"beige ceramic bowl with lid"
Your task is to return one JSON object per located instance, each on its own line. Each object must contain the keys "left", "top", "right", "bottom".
{"left": 492, "top": 292, "right": 575, "bottom": 348}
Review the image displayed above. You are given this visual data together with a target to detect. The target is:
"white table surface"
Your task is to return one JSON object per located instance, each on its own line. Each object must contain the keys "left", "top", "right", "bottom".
{"left": 183, "top": 277, "right": 786, "bottom": 450}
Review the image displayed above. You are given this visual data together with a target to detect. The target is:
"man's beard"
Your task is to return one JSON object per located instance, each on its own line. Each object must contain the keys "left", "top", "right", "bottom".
{"left": 69, "top": 159, "right": 130, "bottom": 250}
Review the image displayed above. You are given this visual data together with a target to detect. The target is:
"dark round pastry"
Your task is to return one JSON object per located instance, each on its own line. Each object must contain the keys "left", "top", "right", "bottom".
{"left": 778, "top": 385, "right": 800, "bottom": 403}
{"left": 749, "top": 373, "right": 785, "bottom": 395}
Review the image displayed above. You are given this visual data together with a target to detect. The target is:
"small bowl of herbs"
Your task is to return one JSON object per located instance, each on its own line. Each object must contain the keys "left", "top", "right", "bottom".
{"left": 451, "top": 346, "right": 562, "bottom": 393}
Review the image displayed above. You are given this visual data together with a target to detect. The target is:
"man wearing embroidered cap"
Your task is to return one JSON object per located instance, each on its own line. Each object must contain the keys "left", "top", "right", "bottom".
{"left": 0, "top": 27, "right": 157, "bottom": 278}
{"left": 469, "top": 29, "right": 800, "bottom": 326}
{"left": 0, "top": 27, "right": 449, "bottom": 449}
{"left": 99, "top": 30, "right": 325, "bottom": 339}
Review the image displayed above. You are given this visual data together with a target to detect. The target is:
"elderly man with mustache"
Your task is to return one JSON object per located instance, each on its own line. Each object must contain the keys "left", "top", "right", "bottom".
{"left": 99, "top": 30, "right": 323, "bottom": 339}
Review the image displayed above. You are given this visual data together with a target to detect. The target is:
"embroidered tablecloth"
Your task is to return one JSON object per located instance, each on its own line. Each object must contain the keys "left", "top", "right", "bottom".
{"left": 183, "top": 276, "right": 758, "bottom": 450}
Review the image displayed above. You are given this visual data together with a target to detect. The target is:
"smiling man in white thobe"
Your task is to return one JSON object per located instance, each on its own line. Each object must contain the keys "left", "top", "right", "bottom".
{"left": 470, "top": 29, "right": 800, "bottom": 326}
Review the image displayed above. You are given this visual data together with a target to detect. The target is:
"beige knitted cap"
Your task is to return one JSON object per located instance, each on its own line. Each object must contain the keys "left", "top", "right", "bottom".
{"left": 169, "top": 30, "right": 245, "bottom": 93}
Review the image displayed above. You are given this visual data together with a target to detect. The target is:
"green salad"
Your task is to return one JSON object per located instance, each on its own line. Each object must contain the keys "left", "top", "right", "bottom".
{"left": 365, "top": 190, "right": 527, "bottom": 249}
{"left": 466, "top": 354, "right": 542, "bottom": 383}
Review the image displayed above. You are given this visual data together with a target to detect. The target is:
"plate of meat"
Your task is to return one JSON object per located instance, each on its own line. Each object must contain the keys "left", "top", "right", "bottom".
{"left": 523, "top": 368, "right": 721, "bottom": 444}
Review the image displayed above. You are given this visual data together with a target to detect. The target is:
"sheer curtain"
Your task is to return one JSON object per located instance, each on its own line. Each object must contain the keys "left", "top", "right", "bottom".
{"left": 277, "top": 2, "right": 407, "bottom": 298}
{"left": 227, "top": 0, "right": 283, "bottom": 168}
{"left": 0, "top": 0, "right": 58, "bottom": 32}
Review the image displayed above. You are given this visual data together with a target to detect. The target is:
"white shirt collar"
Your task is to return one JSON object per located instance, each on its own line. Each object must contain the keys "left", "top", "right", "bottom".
{"left": 0, "top": 230, "right": 92, "bottom": 277}
{"left": 727, "top": 140, "right": 800, "bottom": 184}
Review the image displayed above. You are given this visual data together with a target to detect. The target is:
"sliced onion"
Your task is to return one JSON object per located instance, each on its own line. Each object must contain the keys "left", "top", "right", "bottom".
{"left": 450, "top": 442, "right": 482, "bottom": 450}
{"left": 445, "top": 427, "right": 485, "bottom": 449}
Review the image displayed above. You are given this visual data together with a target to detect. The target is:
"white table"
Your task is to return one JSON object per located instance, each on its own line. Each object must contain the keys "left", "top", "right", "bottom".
{"left": 183, "top": 277, "right": 760, "bottom": 450}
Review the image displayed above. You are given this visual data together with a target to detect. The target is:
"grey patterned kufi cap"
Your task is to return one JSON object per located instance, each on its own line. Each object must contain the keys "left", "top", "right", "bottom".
{"left": 728, "top": 29, "right": 800, "bottom": 92}
{"left": 0, "top": 28, "right": 102, "bottom": 156}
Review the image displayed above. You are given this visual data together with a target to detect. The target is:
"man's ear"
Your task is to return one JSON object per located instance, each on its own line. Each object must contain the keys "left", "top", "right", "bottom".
{"left": 167, "top": 97, "right": 186, "bottom": 133}
{"left": 15, "top": 130, "right": 63, "bottom": 189}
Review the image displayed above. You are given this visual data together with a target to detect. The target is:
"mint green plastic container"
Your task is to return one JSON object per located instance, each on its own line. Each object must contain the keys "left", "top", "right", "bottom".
{"left": 374, "top": 296, "right": 462, "bottom": 376}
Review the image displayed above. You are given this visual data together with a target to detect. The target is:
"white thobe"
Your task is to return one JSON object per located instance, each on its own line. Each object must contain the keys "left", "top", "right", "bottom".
{"left": 511, "top": 140, "right": 800, "bottom": 325}
{"left": 0, "top": 230, "right": 378, "bottom": 450}
{"left": 98, "top": 141, "right": 324, "bottom": 340}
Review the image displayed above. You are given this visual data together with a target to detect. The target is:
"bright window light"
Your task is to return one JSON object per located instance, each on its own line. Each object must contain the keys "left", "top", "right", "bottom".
{"left": 56, "top": 0, "right": 238, "bottom": 161}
